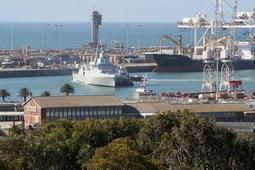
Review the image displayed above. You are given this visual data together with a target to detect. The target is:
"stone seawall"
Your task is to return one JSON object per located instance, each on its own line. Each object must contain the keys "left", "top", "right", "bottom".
{"left": 0, "top": 68, "right": 72, "bottom": 78}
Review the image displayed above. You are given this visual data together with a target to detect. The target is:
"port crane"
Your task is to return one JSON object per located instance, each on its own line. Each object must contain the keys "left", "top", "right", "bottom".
{"left": 160, "top": 35, "right": 183, "bottom": 54}
{"left": 177, "top": 0, "right": 255, "bottom": 94}
{"left": 202, "top": 35, "right": 232, "bottom": 49}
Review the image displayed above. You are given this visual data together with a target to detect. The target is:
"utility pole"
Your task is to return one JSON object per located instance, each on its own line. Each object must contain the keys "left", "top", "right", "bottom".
{"left": 126, "top": 24, "right": 129, "bottom": 50}
{"left": 138, "top": 24, "right": 142, "bottom": 48}
{"left": 46, "top": 24, "right": 51, "bottom": 50}
{"left": 10, "top": 23, "right": 14, "bottom": 50}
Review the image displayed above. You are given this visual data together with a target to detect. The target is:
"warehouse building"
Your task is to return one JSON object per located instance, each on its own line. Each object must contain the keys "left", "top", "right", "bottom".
{"left": 23, "top": 95, "right": 124, "bottom": 128}
{"left": 125, "top": 102, "right": 255, "bottom": 121}
{"left": 0, "top": 103, "right": 23, "bottom": 130}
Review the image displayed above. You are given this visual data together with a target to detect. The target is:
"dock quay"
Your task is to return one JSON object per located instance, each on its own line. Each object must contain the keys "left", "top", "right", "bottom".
{"left": 0, "top": 67, "right": 146, "bottom": 79}
{"left": 0, "top": 68, "right": 72, "bottom": 78}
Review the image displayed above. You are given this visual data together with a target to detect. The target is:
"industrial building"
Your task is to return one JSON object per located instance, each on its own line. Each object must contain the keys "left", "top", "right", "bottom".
{"left": 23, "top": 95, "right": 124, "bottom": 128}
{"left": 0, "top": 103, "right": 23, "bottom": 130}
{"left": 125, "top": 102, "right": 255, "bottom": 122}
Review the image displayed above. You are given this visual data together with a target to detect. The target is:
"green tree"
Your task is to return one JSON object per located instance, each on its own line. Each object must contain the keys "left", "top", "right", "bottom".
{"left": 86, "top": 138, "right": 158, "bottom": 170}
{"left": 18, "top": 88, "right": 30, "bottom": 102}
{"left": 0, "top": 89, "right": 10, "bottom": 102}
{"left": 151, "top": 111, "right": 237, "bottom": 169}
{"left": 0, "top": 135, "right": 27, "bottom": 169}
{"left": 60, "top": 84, "right": 74, "bottom": 96}
{"left": 41, "top": 91, "right": 51, "bottom": 97}
{"left": 231, "top": 135, "right": 255, "bottom": 169}
{"left": 137, "top": 111, "right": 180, "bottom": 155}
{"left": 0, "top": 112, "right": 254, "bottom": 170}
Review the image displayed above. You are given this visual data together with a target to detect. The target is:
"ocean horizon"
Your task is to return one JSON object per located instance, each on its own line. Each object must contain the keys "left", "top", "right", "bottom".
{"left": 0, "top": 22, "right": 253, "bottom": 50}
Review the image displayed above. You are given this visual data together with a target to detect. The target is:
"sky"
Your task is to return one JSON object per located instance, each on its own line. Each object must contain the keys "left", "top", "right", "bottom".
{"left": 0, "top": 0, "right": 254, "bottom": 22}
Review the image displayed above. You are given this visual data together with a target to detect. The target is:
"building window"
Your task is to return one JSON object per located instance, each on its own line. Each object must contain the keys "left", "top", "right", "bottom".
{"left": 46, "top": 110, "right": 50, "bottom": 117}
{"left": 110, "top": 108, "right": 114, "bottom": 116}
{"left": 76, "top": 108, "right": 81, "bottom": 119}
{"left": 59, "top": 111, "right": 63, "bottom": 118}
{"left": 55, "top": 110, "right": 59, "bottom": 118}
{"left": 98, "top": 108, "right": 102, "bottom": 116}
{"left": 75, "top": 108, "right": 79, "bottom": 119}
{"left": 114, "top": 107, "right": 118, "bottom": 115}
{"left": 13, "top": 116, "right": 18, "bottom": 121}
{"left": 50, "top": 111, "right": 54, "bottom": 118}
{"left": 67, "top": 108, "right": 72, "bottom": 118}
{"left": 6, "top": 116, "right": 10, "bottom": 121}
{"left": 64, "top": 109, "right": 68, "bottom": 118}
{"left": 94, "top": 108, "right": 98, "bottom": 118}
{"left": 89, "top": 109, "right": 93, "bottom": 118}
{"left": 52, "top": 109, "right": 56, "bottom": 117}
{"left": 118, "top": 108, "right": 122, "bottom": 115}
{"left": 105, "top": 107, "right": 110, "bottom": 117}
{"left": 84, "top": 108, "right": 88, "bottom": 118}
{"left": 81, "top": 109, "right": 85, "bottom": 118}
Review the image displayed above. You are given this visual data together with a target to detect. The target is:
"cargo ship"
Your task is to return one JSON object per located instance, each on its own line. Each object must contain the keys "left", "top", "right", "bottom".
{"left": 152, "top": 53, "right": 255, "bottom": 72}
{"left": 152, "top": 0, "right": 255, "bottom": 72}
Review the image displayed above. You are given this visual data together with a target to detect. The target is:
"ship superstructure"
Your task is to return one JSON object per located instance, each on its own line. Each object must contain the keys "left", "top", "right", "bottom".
{"left": 73, "top": 48, "right": 133, "bottom": 87}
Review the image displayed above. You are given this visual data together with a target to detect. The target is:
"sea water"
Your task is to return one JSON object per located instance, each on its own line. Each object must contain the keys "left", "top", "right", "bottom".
{"left": 0, "top": 70, "right": 255, "bottom": 101}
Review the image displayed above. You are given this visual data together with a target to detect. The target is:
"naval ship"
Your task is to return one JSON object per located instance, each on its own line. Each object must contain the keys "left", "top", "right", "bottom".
{"left": 72, "top": 48, "right": 133, "bottom": 87}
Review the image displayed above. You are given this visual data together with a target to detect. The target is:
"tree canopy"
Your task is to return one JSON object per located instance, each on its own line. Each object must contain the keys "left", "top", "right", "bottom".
{"left": 60, "top": 84, "right": 75, "bottom": 96}
{"left": 0, "top": 111, "right": 254, "bottom": 169}
{"left": 41, "top": 91, "right": 51, "bottom": 97}
{"left": 0, "top": 89, "right": 10, "bottom": 102}
{"left": 18, "top": 88, "right": 30, "bottom": 102}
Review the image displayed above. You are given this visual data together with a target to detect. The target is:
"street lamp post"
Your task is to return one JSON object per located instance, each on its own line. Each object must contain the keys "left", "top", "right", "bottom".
{"left": 138, "top": 24, "right": 142, "bottom": 48}
{"left": 59, "top": 25, "right": 63, "bottom": 51}
{"left": 46, "top": 24, "right": 51, "bottom": 51}
{"left": 10, "top": 23, "right": 14, "bottom": 50}
{"left": 126, "top": 24, "right": 129, "bottom": 50}
{"left": 55, "top": 24, "right": 59, "bottom": 50}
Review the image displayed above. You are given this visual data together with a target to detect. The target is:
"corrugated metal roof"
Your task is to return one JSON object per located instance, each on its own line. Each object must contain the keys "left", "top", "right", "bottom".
{"left": 127, "top": 102, "right": 253, "bottom": 114}
{"left": 32, "top": 95, "right": 124, "bottom": 108}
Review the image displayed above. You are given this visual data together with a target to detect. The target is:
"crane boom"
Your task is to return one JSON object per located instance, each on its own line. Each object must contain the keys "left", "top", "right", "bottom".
{"left": 160, "top": 35, "right": 183, "bottom": 54}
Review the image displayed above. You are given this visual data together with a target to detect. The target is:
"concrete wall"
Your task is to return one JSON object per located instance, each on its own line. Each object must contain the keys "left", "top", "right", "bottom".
{"left": 0, "top": 68, "right": 72, "bottom": 78}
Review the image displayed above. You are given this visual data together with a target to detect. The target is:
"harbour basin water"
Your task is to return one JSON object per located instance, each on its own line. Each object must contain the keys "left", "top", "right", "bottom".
{"left": 0, "top": 70, "right": 255, "bottom": 101}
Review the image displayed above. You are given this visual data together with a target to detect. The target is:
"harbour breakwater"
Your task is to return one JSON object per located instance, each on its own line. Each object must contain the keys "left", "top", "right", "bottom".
{"left": 0, "top": 68, "right": 72, "bottom": 78}
{"left": 0, "top": 63, "right": 157, "bottom": 78}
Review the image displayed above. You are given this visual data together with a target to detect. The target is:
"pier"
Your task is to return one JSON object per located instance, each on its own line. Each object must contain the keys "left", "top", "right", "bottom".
{"left": 0, "top": 68, "right": 72, "bottom": 78}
